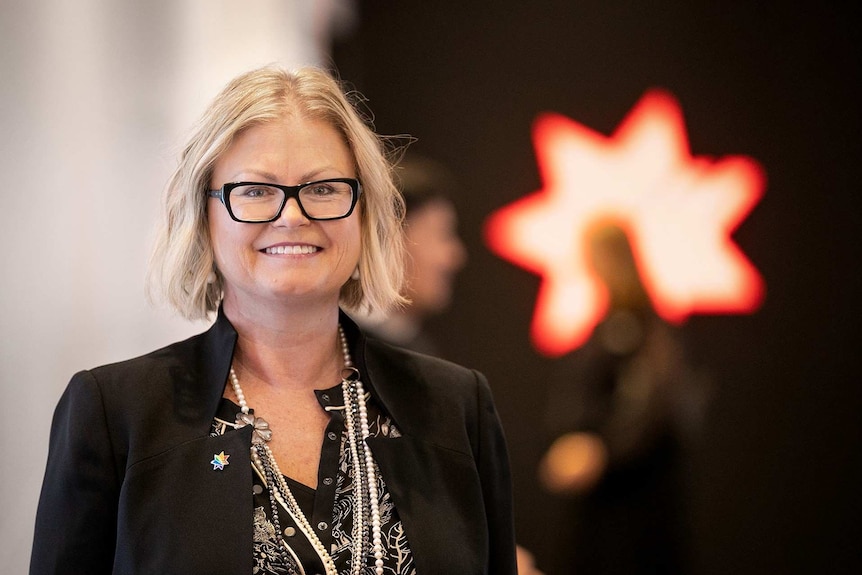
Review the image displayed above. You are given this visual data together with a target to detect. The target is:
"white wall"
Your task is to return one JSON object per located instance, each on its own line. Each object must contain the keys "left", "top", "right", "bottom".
{"left": 0, "top": 1, "right": 353, "bottom": 570}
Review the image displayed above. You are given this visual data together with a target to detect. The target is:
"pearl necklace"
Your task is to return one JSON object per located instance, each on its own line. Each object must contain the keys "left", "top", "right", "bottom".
{"left": 229, "top": 325, "right": 384, "bottom": 575}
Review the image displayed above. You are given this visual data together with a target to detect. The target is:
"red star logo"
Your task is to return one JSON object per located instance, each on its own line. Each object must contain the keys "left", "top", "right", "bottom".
{"left": 484, "top": 90, "right": 766, "bottom": 356}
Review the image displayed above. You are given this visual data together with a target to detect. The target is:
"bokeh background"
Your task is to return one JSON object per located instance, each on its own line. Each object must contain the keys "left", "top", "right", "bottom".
{"left": 330, "top": 3, "right": 861, "bottom": 574}
{"left": 2, "top": 1, "right": 858, "bottom": 574}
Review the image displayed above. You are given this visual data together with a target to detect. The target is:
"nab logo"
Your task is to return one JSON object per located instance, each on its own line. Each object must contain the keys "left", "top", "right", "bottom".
{"left": 485, "top": 90, "right": 765, "bottom": 356}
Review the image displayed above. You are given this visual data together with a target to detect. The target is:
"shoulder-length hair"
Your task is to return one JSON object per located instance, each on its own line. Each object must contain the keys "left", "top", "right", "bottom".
{"left": 147, "top": 65, "right": 407, "bottom": 320}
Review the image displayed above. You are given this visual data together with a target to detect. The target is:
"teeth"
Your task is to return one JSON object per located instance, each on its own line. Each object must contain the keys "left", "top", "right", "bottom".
{"left": 264, "top": 245, "right": 318, "bottom": 255}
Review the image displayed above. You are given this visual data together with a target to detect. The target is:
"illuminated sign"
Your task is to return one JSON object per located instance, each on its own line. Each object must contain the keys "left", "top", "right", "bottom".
{"left": 484, "top": 90, "right": 765, "bottom": 356}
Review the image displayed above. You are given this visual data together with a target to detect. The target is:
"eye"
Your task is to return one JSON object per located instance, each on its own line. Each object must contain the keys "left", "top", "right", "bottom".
{"left": 235, "top": 185, "right": 280, "bottom": 199}
{"left": 306, "top": 182, "right": 339, "bottom": 197}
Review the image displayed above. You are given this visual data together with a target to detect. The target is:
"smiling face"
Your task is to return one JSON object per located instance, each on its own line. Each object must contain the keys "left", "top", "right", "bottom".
{"left": 208, "top": 114, "right": 361, "bottom": 313}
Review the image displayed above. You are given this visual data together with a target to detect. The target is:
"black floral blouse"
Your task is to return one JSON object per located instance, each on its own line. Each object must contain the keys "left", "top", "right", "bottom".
{"left": 211, "top": 382, "right": 416, "bottom": 575}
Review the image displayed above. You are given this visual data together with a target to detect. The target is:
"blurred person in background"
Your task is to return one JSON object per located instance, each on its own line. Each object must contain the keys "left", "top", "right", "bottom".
{"left": 539, "top": 221, "right": 710, "bottom": 575}
{"left": 30, "top": 65, "right": 517, "bottom": 575}
{"left": 358, "top": 152, "right": 545, "bottom": 575}
{"left": 358, "top": 153, "right": 467, "bottom": 356}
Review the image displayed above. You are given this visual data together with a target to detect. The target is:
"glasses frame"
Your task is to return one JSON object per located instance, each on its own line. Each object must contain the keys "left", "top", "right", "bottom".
{"left": 207, "top": 178, "right": 362, "bottom": 223}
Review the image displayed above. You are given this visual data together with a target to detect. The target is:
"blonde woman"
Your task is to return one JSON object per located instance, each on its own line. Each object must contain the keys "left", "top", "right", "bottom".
{"left": 31, "top": 65, "right": 516, "bottom": 575}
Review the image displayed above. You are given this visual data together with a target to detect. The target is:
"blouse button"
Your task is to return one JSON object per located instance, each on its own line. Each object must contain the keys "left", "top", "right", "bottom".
{"left": 252, "top": 484, "right": 263, "bottom": 495}
{"left": 317, "top": 521, "right": 328, "bottom": 531}
{"left": 323, "top": 477, "right": 333, "bottom": 486}
{"left": 321, "top": 393, "right": 330, "bottom": 402}
{"left": 327, "top": 431, "right": 337, "bottom": 441}
{"left": 284, "top": 526, "right": 296, "bottom": 537}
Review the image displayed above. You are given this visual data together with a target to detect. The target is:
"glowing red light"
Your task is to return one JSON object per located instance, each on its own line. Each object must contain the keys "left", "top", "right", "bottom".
{"left": 484, "top": 90, "right": 766, "bottom": 356}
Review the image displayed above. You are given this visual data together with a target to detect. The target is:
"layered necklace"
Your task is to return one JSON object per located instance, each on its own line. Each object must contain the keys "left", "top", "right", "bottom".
{"left": 229, "top": 325, "right": 384, "bottom": 575}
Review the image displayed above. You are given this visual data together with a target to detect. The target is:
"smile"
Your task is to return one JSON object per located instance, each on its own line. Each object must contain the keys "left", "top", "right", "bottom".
{"left": 263, "top": 245, "right": 319, "bottom": 255}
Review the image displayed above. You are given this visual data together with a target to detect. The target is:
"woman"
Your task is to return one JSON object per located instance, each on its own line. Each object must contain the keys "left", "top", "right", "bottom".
{"left": 30, "top": 65, "right": 517, "bottom": 575}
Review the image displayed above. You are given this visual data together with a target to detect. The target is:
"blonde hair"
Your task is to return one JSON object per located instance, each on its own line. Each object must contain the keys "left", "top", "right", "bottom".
{"left": 147, "top": 65, "right": 407, "bottom": 320}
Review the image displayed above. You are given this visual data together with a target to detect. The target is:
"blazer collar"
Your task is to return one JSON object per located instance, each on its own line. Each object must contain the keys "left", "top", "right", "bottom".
{"left": 199, "top": 308, "right": 367, "bottom": 427}
{"left": 342, "top": 311, "right": 410, "bottom": 433}
{"left": 194, "top": 305, "right": 238, "bottom": 426}
{"left": 197, "top": 308, "right": 409, "bottom": 433}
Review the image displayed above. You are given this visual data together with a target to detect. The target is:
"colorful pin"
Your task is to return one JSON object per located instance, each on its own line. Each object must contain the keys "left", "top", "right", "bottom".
{"left": 211, "top": 451, "right": 230, "bottom": 470}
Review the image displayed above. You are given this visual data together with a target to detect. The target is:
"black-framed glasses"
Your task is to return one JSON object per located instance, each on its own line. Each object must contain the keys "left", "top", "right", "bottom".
{"left": 207, "top": 178, "right": 362, "bottom": 222}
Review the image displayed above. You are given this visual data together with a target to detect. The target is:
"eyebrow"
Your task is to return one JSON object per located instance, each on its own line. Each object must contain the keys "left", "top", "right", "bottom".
{"left": 228, "top": 167, "right": 347, "bottom": 184}
{"left": 230, "top": 169, "right": 279, "bottom": 182}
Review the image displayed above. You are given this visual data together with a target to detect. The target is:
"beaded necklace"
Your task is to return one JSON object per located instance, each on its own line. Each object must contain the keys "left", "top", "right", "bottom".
{"left": 230, "top": 325, "right": 384, "bottom": 575}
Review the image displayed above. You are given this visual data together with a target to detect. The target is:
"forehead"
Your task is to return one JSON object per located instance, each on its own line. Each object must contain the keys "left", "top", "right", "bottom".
{"left": 216, "top": 115, "right": 355, "bottom": 180}
{"left": 231, "top": 114, "right": 347, "bottom": 152}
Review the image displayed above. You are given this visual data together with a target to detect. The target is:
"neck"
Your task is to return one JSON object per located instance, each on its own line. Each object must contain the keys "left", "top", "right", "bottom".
{"left": 223, "top": 295, "right": 343, "bottom": 391}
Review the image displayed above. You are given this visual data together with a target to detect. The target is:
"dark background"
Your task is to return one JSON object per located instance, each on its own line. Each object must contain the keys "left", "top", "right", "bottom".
{"left": 332, "top": 2, "right": 860, "bottom": 573}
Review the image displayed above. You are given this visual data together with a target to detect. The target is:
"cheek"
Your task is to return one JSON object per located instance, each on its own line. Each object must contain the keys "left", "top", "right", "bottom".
{"left": 207, "top": 211, "right": 223, "bottom": 264}
{"left": 208, "top": 209, "right": 249, "bottom": 267}
{"left": 208, "top": 212, "right": 229, "bottom": 261}
{"left": 345, "top": 219, "right": 363, "bottom": 259}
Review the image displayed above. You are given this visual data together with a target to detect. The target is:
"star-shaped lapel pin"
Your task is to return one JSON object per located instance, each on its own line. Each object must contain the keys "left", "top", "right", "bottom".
{"left": 211, "top": 451, "right": 230, "bottom": 471}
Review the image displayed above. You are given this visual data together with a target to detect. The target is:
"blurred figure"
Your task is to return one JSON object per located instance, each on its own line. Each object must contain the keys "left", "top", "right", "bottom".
{"left": 358, "top": 153, "right": 467, "bottom": 355}
{"left": 357, "top": 153, "right": 545, "bottom": 575}
{"left": 539, "top": 222, "right": 710, "bottom": 575}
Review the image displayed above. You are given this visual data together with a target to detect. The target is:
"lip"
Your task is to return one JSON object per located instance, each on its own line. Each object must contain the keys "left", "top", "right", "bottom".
{"left": 260, "top": 242, "right": 321, "bottom": 255}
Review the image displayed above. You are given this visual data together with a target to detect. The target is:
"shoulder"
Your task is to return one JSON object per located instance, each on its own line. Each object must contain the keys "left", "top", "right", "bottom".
{"left": 57, "top": 321, "right": 232, "bottom": 452}
{"left": 59, "top": 329, "right": 207, "bottom": 420}
{"left": 81, "top": 329, "right": 211, "bottom": 392}
{"left": 360, "top": 336, "right": 498, "bottom": 441}
{"left": 80, "top": 312, "right": 233, "bottom": 392}
{"left": 363, "top": 336, "right": 485, "bottom": 395}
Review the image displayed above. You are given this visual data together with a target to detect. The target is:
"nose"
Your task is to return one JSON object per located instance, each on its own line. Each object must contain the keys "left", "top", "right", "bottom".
{"left": 448, "top": 235, "right": 468, "bottom": 271}
{"left": 274, "top": 197, "right": 309, "bottom": 226}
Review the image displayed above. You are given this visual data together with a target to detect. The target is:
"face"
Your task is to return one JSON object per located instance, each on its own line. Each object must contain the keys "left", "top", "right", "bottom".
{"left": 403, "top": 199, "right": 467, "bottom": 317}
{"left": 208, "top": 114, "right": 361, "bottom": 312}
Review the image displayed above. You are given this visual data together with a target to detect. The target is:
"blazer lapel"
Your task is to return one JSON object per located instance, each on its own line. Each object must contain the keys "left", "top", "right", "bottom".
{"left": 116, "top": 425, "right": 254, "bottom": 574}
{"left": 367, "top": 434, "right": 486, "bottom": 574}
{"left": 115, "top": 307, "right": 250, "bottom": 573}
{"left": 190, "top": 307, "right": 238, "bottom": 431}
{"left": 348, "top": 315, "right": 488, "bottom": 575}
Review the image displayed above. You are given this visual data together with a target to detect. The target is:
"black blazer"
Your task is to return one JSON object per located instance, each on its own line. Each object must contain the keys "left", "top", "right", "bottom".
{"left": 30, "top": 310, "right": 517, "bottom": 575}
